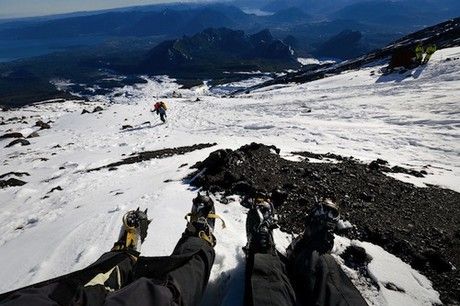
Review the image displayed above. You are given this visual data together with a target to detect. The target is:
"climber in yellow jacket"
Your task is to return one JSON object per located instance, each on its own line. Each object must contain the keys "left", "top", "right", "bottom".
{"left": 415, "top": 44, "right": 424, "bottom": 64}
{"left": 423, "top": 44, "right": 437, "bottom": 64}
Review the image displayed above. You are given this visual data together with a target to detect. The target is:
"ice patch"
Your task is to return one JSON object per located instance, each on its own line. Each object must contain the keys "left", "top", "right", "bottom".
{"left": 337, "top": 220, "right": 353, "bottom": 230}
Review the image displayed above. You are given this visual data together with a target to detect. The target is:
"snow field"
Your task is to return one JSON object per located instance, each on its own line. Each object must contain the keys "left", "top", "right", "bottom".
{"left": 0, "top": 47, "right": 459, "bottom": 305}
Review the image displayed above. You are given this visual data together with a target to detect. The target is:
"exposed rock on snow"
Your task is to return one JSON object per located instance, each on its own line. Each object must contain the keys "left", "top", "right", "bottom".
{"left": 92, "top": 106, "right": 103, "bottom": 113}
{"left": 5, "top": 139, "right": 30, "bottom": 148}
{"left": 35, "top": 120, "right": 50, "bottom": 130}
{"left": 0, "top": 132, "right": 23, "bottom": 139}
{"left": 0, "top": 178, "right": 27, "bottom": 188}
{"left": 88, "top": 143, "right": 217, "bottom": 172}
{"left": 341, "top": 245, "right": 371, "bottom": 269}
{"left": 48, "top": 186, "right": 63, "bottom": 193}
{"left": 0, "top": 172, "right": 30, "bottom": 179}
{"left": 367, "top": 159, "right": 428, "bottom": 178}
{"left": 190, "top": 143, "right": 460, "bottom": 303}
{"left": 26, "top": 131, "right": 39, "bottom": 138}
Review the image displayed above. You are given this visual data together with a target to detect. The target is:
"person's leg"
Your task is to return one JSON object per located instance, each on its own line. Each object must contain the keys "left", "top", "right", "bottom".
{"left": 423, "top": 52, "right": 433, "bottom": 64}
{"left": 89, "top": 201, "right": 215, "bottom": 306}
{"left": 132, "top": 237, "right": 214, "bottom": 306}
{"left": 159, "top": 109, "right": 166, "bottom": 123}
{"left": 0, "top": 251, "right": 137, "bottom": 306}
{"left": 246, "top": 252, "right": 296, "bottom": 306}
{"left": 244, "top": 198, "right": 296, "bottom": 306}
{"left": 0, "top": 198, "right": 216, "bottom": 306}
{"left": 0, "top": 210, "right": 150, "bottom": 306}
{"left": 134, "top": 193, "right": 217, "bottom": 306}
{"left": 290, "top": 245, "right": 367, "bottom": 306}
{"left": 168, "top": 236, "right": 215, "bottom": 306}
{"left": 287, "top": 200, "right": 368, "bottom": 306}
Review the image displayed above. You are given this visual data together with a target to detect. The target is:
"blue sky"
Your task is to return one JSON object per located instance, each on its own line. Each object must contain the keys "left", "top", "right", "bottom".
{"left": 0, "top": 0, "right": 217, "bottom": 19}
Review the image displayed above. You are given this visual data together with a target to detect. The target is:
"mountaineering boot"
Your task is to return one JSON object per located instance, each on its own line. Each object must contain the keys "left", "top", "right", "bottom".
{"left": 112, "top": 208, "right": 151, "bottom": 253}
{"left": 184, "top": 192, "right": 225, "bottom": 247}
{"left": 287, "top": 198, "right": 340, "bottom": 257}
{"left": 245, "top": 198, "right": 278, "bottom": 255}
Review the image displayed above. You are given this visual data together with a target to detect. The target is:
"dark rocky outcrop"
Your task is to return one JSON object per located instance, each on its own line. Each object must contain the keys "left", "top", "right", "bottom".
{"left": 0, "top": 172, "right": 30, "bottom": 179}
{"left": 27, "top": 131, "right": 39, "bottom": 138}
{"left": 48, "top": 186, "right": 63, "bottom": 193}
{"left": 35, "top": 120, "right": 50, "bottom": 129}
{"left": 0, "top": 178, "right": 27, "bottom": 188}
{"left": 188, "top": 143, "right": 460, "bottom": 304}
{"left": 0, "top": 132, "right": 23, "bottom": 139}
{"left": 340, "top": 245, "right": 371, "bottom": 270}
{"left": 88, "top": 143, "right": 217, "bottom": 172}
{"left": 93, "top": 106, "right": 103, "bottom": 113}
{"left": 5, "top": 139, "right": 30, "bottom": 147}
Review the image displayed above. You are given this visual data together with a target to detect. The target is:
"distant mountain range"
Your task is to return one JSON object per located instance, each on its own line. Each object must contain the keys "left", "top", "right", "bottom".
{"left": 140, "top": 28, "right": 299, "bottom": 74}
{"left": 1, "top": 1, "right": 459, "bottom": 62}
{"left": 0, "top": 1, "right": 459, "bottom": 107}
{"left": 314, "top": 30, "right": 367, "bottom": 59}
{"left": 261, "top": 0, "right": 460, "bottom": 20}
{"left": 0, "top": 5, "right": 251, "bottom": 40}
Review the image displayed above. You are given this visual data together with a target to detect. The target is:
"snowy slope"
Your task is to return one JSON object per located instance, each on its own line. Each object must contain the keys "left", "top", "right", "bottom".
{"left": 1, "top": 47, "right": 459, "bottom": 305}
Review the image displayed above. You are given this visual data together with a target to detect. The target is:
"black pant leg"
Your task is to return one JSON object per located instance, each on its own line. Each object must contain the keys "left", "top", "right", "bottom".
{"left": 103, "top": 278, "right": 174, "bottom": 306}
{"left": 1, "top": 238, "right": 214, "bottom": 306}
{"left": 290, "top": 247, "right": 368, "bottom": 306}
{"left": 245, "top": 252, "right": 296, "bottom": 306}
{"left": 0, "top": 283, "right": 60, "bottom": 306}
{"left": 0, "top": 251, "right": 136, "bottom": 306}
{"left": 135, "top": 236, "right": 215, "bottom": 306}
{"left": 167, "top": 236, "right": 215, "bottom": 306}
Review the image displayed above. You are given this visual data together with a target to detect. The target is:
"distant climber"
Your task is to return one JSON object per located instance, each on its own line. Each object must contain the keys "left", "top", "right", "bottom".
{"left": 415, "top": 43, "right": 424, "bottom": 65}
{"left": 388, "top": 46, "right": 417, "bottom": 71}
{"left": 387, "top": 42, "right": 437, "bottom": 73}
{"left": 423, "top": 44, "right": 437, "bottom": 64}
{"left": 153, "top": 101, "right": 167, "bottom": 123}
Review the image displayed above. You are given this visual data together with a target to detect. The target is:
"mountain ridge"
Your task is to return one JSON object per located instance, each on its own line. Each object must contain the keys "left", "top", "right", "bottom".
{"left": 240, "top": 17, "right": 460, "bottom": 93}
{"left": 139, "top": 28, "right": 299, "bottom": 74}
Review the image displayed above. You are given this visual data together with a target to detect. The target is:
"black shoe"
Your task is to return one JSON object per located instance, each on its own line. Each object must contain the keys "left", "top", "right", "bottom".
{"left": 305, "top": 199, "right": 339, "bottom": 235}
{"left": 185, "top": 193, "right": 223, "bottom": 247}
{"left": 287, "top": 199, "right": 339, "bottom": 257}
{"left": 112, "top": 208, "right": 151, "bottom": 252}
{"left": 245, "top": 198, "right": 278, "bottom": 255}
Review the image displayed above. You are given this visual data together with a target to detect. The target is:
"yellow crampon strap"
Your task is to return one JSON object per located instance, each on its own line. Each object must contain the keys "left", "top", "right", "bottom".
{"left": 207, "top": 213, "right": 226, "bottom": 229}
{"left": 125, "top": 230, "right": 137, "bottom": 248}
{"left": 198, "top": 231, "right": 215, "bottom": 246}
{"left": 184, "top": 213, "right": 226, "bottom": 229}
